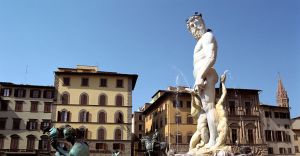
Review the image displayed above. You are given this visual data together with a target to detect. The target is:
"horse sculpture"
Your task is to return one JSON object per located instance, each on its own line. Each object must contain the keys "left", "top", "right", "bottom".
{"left": 140, "top": 134, "right": 168, "bottom": 156}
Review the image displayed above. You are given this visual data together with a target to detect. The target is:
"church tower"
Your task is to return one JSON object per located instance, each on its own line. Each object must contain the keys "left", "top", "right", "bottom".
{"left": 276, "top": 76, "right": 289, "bottom": 107}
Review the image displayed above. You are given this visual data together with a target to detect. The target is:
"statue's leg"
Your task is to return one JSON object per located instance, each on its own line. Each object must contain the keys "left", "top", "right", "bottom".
{"left": 201, "top": 68, "right": 218, "bottom": 148}
{"left": 189, "top": 110, "right": 208, "bottom": 150}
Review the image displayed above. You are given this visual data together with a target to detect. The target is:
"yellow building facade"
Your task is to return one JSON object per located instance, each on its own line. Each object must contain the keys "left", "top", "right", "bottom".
{"left": 52, "top": 65, "right": 137, "bottom": 156}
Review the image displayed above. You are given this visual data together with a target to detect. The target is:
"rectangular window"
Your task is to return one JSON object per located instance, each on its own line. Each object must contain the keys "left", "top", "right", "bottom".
{"left": 187, "top": 116, "right": 193, "bottom": 124}
{"left": 0, "top": 136, "right": 3, "bottom": 149}
{"left": 294, "top": 135, "right": 298, "bottom": 141}
{"left": 288, "top": 148, "right": 292, "bottom": 154}
{"left": 44, "top": 102, "right": 52, "bottom": 113}
{"left": 0, "top": 100, "right": 8, "bottom": 111}
{"left": 0, "top": 118, "right": 6, "bottom": 129}
{"left": 1, "top": 88, "right": 11, "bottom": 97}
{"left": 40, "top": 120, "right": 51, "bottom": 130}
{"left": 229, "top": 101, "right": 236, "bottom": 115}
{"left": 274, "top": 112, "right": 279, "bottom": 118}
{"left": 295, "top": 146, "right": 299, "bottom": 153}
{"left": 15, "top": 101, "right": 23, "bottom": 112}
{"left": 276, "top": 131, "right": 282, "bottom": 142}
{"left": 265, "top": 130, "right": 272, "bottom": 141}
{"left": 175, "top": 116, "right": 181, "bottom": 124}
{"left": 279, "top": 148, "right": 285, "bottom": 154}
{"left": 12, "top": 118, "right": 21, "bottom": 130}
{"left": 27, "top": 119, "right": 38, "bottom": 130}
{"left": 100, "top": 78, "right": 107, "bottom": 87}
{"left": 14, "top": 89, "right": 26, "bottom": 98}
{"left": 81, "top": 78, "right": 89, "bottom": 86}
{"left": 30, "top": 90, "right": 40, "bottom": 98}
{"left": 96, "top": 143, "right": 107, "bottom": 150}
{"left": 245, "top": 102, "right": 251, "bottom": 115}
{"left": 116, "top": 79, "right": 123, "bottom": 88}
{"left": 43, "top": 90, "right": 53, "bottom": 99}
{"left": 284, "top": 124, "right": 290, "bottom": 129}
{"left": 30, "top": 101, "right": 38, "bottom": 112}
{"left": 231, "top": 129, "right": 237, "bottom": 144}
{"left": 176, "top": 135, "right": 182, "bottom": 143}
{"left": 63, "top": 77, "right": 70, "bottom": 86}
{"left": 268, "top": 147, "right": 273, "bottom": 154}
{"left": 139, "top": 115, "right": 142, "bottom": 121}
{"left": 248, "top": 129, "right": 254, "bottom": 144}
{"left": 139, "top": 124, "right": 142, "bottom": 131}
{"left": 186, "top": 101, "right": 191, "bottom": 108}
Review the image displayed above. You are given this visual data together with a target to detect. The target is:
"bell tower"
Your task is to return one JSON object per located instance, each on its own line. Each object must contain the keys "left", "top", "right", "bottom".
{"left": 276, "top": 75, "right": 289, "bottom": 107}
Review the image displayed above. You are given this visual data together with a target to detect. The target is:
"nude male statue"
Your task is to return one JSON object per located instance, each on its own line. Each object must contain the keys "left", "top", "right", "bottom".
{"left": 186, "top": 13, "right": 219, "bottom": 149}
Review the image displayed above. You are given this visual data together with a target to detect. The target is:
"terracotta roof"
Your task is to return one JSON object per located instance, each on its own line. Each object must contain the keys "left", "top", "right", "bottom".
{"left": 0, "top": 82, "right": 54, "bottom": 89}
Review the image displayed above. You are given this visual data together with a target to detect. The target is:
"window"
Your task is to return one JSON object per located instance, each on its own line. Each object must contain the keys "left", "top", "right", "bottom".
{"left": 30, "top": 101, "right": 38, "bottom": 112}
{"left": 0, "top": 118, "right": 6, "bottom": 129}
{"left": 295, "top": 146, "right": 299, "bottom": 153}
{"left": 288, "top": 148, "right": 292, "bottom": 154}
{"left": 279, "top": 148, "right": 285, "bottom": 154}
{"left": 268, "top": 147, "right": 273, "bottom": 154}
{"left": 175, "top": 115, "right": 181, "bottom": 124}
{"left": 30, "top": 90, "right": 40, "bottom": 98}
{"left": 26, "top": 135, "right": 35, "bottom": 151}
{"left": 265, "top": 130, "right": 272, "bottom": 141}
{"left": 1, "top": 88, "right": 11, "bottom": 97}
{"left": 276, "top": 131, "right": 282, "bottom": 142}
{"left": 176, "top": 133, "right": 182, "bottom": 143}
{"left": 139, "top": 115, "right": 142, "bottom": 121}
{"left": 139, "top": 124, "right": 142, "bottom": 131}
{"left": 284, "top": 124, "right": 290, "bottom": 129}
{"left": 231, "top": 129, "right": 237, "bottom": 144}
{"left": 61, "top": 93, "right": 69, "bottom": 104}
{"left": 187, "top": 133, "right": 193, "bottom": 143}
{"left": 77, "top": 128, "right": 88, "bottom": 139}
{"left": 245, "top": 102, "right": 251, "bottom": 115}
{"left": 115, "top": 95, "right": 123, "bottom": 106}
{"left": 14, "top": 89, "right": 26, "bottom": 98}
{"left": 40, "top": 135, "right": 50, "bottom": 151}
{"left": 116, "top": 79, "right": 123, "bottom": 88}
{"left": 27, "top": 119, "right": 38, "bottom": 130}
{"left": 15, "top": 101, "right": 23, "bottom": 112}
{"left": 173, "top": 100, "right": 183, "bottom": 107}
{"left": 115, "top": 112, "right": 124, "bottom": 123}
{"left": 10, "top": 135, "right": 20, "bottom": 150}
{"left": 79, "top": 111, "right": 89, "bottom": 122}
{"left": 44, "top": 102, "right": 52, "bottom": 113}
{"left": 40, "top": 120, "right": 51, "bottom": 130}
{"left": 63, "top": 77, "right": 70, "bottom": 86}
{"left": 186, "top": 101, "right": 191, "bottom": 108}
{"left": 247, "top": 129, "right": 254, "bottom": 144}
{"left": 294, "top": 134, "right": 298, "bottom": 141}
{"left": 229, "top": 101, "right": 236, "bottom": 115}
{"left": 115, "top": 129, "right": 122, "bottom": 140}
{"left": 100, "top": 78, "right": 107, "bottom": 87}
{"left": 43, "top": 90, "right": 53, "bottom": 99}
{"left": 99, "top": 94, "right": 107, "bottom": 106}
{"left": 0, "top": 100, "right": 8, "bottom": 111}
{"left": 12, "top": 118, "right": 21, "bottom": 130}
{"left": 99, "top": 112, "right": 106, "bottom": 123}
{"left": 187, "top": 115, "right": 193, "bottom": 124}
{"left": 139, "top": 134, "right": 142, "bottom": 139}
{"left": 274, "top": 112, "right": 279, "bottom": 118}
{"left": 81, "top": 78, "right": 89, "bottom": 86}
{"left": 0, "top": 135, "right": 4, "bottom": 149}
{"left": 113, "top": 143, "right": 125, "bottom": 151}
{"left": 80, "top": 93, "right": 88, "bottom": 105}
{"left": 96, "top": 143, "right": 107, "bottom": 150}
{"left": 265, "top": 111, "right": 272, "bottom": 118}
{"left": 57, "top": 110, "right": 70, "bottom": 122}
{"left": 98, "top": 128, "right": 105, "bottom": 140}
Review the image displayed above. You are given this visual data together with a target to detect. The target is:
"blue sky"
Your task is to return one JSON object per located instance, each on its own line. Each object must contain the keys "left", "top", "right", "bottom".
{"left": 0, "top": 1, "right": 299, "bottom": 117}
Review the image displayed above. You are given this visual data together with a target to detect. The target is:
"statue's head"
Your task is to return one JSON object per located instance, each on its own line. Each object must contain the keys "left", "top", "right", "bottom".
{"left": 186, "top": 12, "right": 206, "bottom": 40}
{"left": 63, "top": 125, "right": 76, "bottom": 142}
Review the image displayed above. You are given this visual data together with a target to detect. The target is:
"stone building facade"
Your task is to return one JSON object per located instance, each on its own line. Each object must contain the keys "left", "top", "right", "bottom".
{"left": 292, "top": 117, "right": 300, "bottom": 156}
{"left": 0, "top": 82, "right": 54, "bottom": 156}
{"left": 52, "top": 65, "right": 138, "bottom": 156}
{"left": 142, "top": 86, "right": 267, "bottom": 155}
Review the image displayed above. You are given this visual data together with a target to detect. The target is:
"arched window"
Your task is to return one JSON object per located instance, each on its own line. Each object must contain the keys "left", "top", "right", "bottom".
{"left": 40, "top": 135, "right": 50, "bottom": 151}
{"left": 187, "top": 132, "right": 193, "bottom": 143}
{"left": 26, "top": 135, "right": 36, "bottom": 151}
{"left": 99, "top": 111, "right": 106, "bottom": 124}
{"left": 77, "top": 127, "right": 88, "bottom": 139}
{"left": 61, "top": 92, "right": 69, "bottom": 104}
{"left": 57, "top": 110, "right": 70, "bottom": 122}
{"left": 79, "top": 110, "right": 89, "bottom": 122}
{"left": 10, "top": 134, "right": 20, "bottom": 150}
{"left": 80, "top": 93, "right": 88, "bottom": 105}
{"left": 115, "top": 112, "right": 124, "bottom": 123}
{"left": 114, "top": 128, "right": 122, "bottom": 140}
{"left": 115, "top": 95, "right": 123, "bottom": 106}
{"left": 98, "top": 128, "right": 106, "bottom": 140}
{"left": 99, "top": 94, "right": 107, "bottom": 106}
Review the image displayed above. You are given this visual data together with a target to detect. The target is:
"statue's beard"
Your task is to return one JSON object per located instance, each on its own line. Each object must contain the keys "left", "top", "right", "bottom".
{"left": 191, "top": 28, "right": 203, "bottom": 40}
